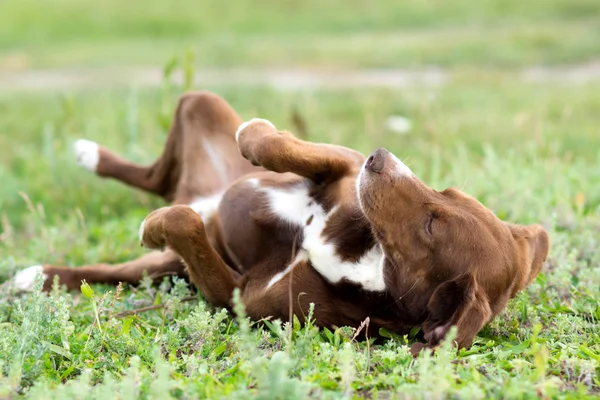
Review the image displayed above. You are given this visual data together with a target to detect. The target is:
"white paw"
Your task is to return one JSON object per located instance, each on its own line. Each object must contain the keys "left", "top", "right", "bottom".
{"left": 138, "top": 218, "right": 146, "bottom": 246}
{"left": 13, "top": 265, "right": 47, "bottom": 292}
{"left": 74, "top": 139, "right": 100, "bottom": 172}
{"left": 235, "top": 118, "right": 276, "bottom": 142}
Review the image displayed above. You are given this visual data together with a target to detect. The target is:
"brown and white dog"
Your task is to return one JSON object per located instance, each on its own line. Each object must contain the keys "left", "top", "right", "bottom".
{"left": 12, "top": 91, "right": 549, "bottom": 352}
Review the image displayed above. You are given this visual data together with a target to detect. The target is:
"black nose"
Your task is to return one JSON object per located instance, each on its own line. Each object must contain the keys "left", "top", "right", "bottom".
{"left": 365, "top": 148, "right": 387, "bottom": 173}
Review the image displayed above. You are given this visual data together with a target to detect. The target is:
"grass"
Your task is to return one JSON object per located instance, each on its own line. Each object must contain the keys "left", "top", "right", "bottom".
{"left": 1, "top": 0, "right": 600, "bottom": 397}
{"left": 1, "top": 72, "right": 599, "bottom": 398}
{"left": 2, "top": 0, "right": 600, "bottom": 69}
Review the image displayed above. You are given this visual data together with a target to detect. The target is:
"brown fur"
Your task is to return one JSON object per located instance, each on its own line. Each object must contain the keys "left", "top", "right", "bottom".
{"left": 29, "top": 91, "right": 549, "bottom": 352}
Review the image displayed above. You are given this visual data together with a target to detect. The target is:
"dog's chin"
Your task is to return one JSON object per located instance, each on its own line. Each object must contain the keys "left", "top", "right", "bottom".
{"left": 355, "top": 162, "right": 371, "bottom": 214}
{"left": 356, "top": 162, "right": 402, "bottom": 247}
{"left": 355, "top": 166, "right": 384, "bottom": 229}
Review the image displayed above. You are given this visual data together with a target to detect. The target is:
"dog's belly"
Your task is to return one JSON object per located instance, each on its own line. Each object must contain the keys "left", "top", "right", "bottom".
{"left": 216, "top": 172, "right": 387, "bottom": 292}
{"left": 216, "top": 171, "right": 305, "bottom": 273}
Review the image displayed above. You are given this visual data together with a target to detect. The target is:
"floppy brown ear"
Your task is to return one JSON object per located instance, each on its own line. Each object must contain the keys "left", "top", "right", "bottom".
{"left": 508, "top": 223, "right": 550, "bottom": 288}
{"left": 422, "top": 273, "right": 491, "bottom": 351}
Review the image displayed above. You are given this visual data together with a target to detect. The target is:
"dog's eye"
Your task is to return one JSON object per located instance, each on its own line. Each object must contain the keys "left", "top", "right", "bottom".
{"left": 425, "top": 214, "right": 434, "bottom": 237}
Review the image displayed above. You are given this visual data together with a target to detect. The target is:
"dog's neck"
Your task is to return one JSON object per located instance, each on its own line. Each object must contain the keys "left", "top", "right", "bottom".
{"left": 250, "top": 176, "right": 387, "bottom": 292}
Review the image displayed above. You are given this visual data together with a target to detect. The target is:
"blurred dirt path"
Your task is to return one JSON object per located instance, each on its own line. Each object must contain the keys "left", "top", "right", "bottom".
{"left": 2, "top": 61, "right": 600, "bottom": 92}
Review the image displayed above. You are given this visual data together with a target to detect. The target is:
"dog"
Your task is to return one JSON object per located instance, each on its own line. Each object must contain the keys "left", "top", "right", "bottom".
{"left": 12, "top": 91, "right": 549, "bottom": 352}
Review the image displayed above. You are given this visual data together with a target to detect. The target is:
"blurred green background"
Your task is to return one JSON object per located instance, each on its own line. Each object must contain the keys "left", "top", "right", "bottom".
{"left": 1, "top": 1, "right": 600, "bottom": 397}
{"left": 2, "top": 0, "right": 600, "bottom": 69}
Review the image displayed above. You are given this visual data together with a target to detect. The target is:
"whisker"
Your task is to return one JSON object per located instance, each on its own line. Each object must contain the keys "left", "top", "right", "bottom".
{"left": 458, "top": 175, "right": 468, "bottom": 191}
{"left": 385, "top": 277, "right": 421, "bottom": 310}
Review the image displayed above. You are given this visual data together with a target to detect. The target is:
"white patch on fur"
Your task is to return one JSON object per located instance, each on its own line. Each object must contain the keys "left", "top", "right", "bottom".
{"left": 139, "top": 194, "right": 223, "bottom": 247}
{"left": 74, "top": 139, "right": 100, "bottom": 171}
{"left": 355, "top": 166, "right": 366, "bottom": 211}
{"left": 201, "top": 138, "right": 229, "bottom": 186}
{"left": 263, "top": 185, "right": 386, "bottom": 291}
{"left": 138, "top": 218, "right": 146, "bottom": 243}
{"left": 13, "top": 265, "right": 47, "bottom": 292}
{"left": 189, "top": 192, "right": 224, "bottom": 221}
{"left": 235, "top": 121, "right": 250, "bottom": 142}
{"left": 246, "top": 178, "right": 260, "bottom": 187}
{"left": 262, "top": 184, "right": 318, "bottom": 227}
{"left": 235, "top": 118, "right": 276, "bottom": 142}
{"left": 266, "top": 250, "right": 309, "bottom": 289}
{"left": 389, "top": 152, "right": 413, "bottom": 177}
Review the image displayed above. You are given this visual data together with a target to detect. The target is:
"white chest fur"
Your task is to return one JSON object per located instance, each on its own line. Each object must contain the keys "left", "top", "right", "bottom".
{"left": 189, "top": 192, "right": 224, "bottom": 221}
{"left": 262, "top": 183, "right": 386, "bottom": 292}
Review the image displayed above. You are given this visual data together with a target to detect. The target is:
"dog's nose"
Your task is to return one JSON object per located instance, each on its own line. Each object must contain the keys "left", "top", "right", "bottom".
{"left": 365, "top": 148, "right": 388, "bottom": 173}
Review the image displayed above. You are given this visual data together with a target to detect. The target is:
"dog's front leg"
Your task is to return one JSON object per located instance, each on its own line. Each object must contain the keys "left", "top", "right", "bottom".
{"left": 139, "top": 205, "right": 240, "bottom": 308}
{"left": 235, "top": 119, "right": 365, "bottom": 183}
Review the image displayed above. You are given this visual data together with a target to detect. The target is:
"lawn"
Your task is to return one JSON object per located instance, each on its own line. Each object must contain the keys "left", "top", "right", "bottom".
{"left": 1, "top": 0, "right": 600, "bottom": 398}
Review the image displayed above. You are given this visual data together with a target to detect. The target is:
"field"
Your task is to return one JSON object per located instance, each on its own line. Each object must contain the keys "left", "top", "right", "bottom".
{"left": 1, "top": 0, "right": 600, "bottom": 398}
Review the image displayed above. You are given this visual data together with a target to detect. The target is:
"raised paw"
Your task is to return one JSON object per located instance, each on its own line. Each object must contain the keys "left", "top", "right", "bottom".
{"left": 74, "top": 139, "right": 100, "bottom": 172}
{"left": 235, "top": 118, "right": 276, "bottom": 142}
{"left": 139, "top": 208, "right": 168, "bottom": 250}
{"left": 234, "top": 118, "right": 296, "bottom": 168}
{"left": 139, "top": 205, "right": 203, "bottom": 251}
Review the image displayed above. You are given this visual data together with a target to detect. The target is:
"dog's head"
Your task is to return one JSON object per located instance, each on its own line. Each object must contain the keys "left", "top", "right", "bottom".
{"left": 357, "top": 148, "right": 549, "bottom": 349}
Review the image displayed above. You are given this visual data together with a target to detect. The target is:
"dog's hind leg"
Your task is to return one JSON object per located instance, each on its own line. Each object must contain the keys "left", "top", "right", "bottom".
{"left": 11, "top": 250, "right": 186, "bottom": 292}
{"left": 139, "top": 205, "right": 240, "bottom": 308}
{"left": 75, "top": 91, "right": 260, "bottom": 202}
{"left": 8, "top": 92, "right": 258, "bottom": 293}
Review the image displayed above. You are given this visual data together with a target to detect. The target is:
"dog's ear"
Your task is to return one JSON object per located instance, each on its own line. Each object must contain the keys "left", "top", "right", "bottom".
{"left": 507, "top": 223, "right": 550, "bottom": 287}
{"left": 422, "top": 273, "right": 491, "bottom": 350}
